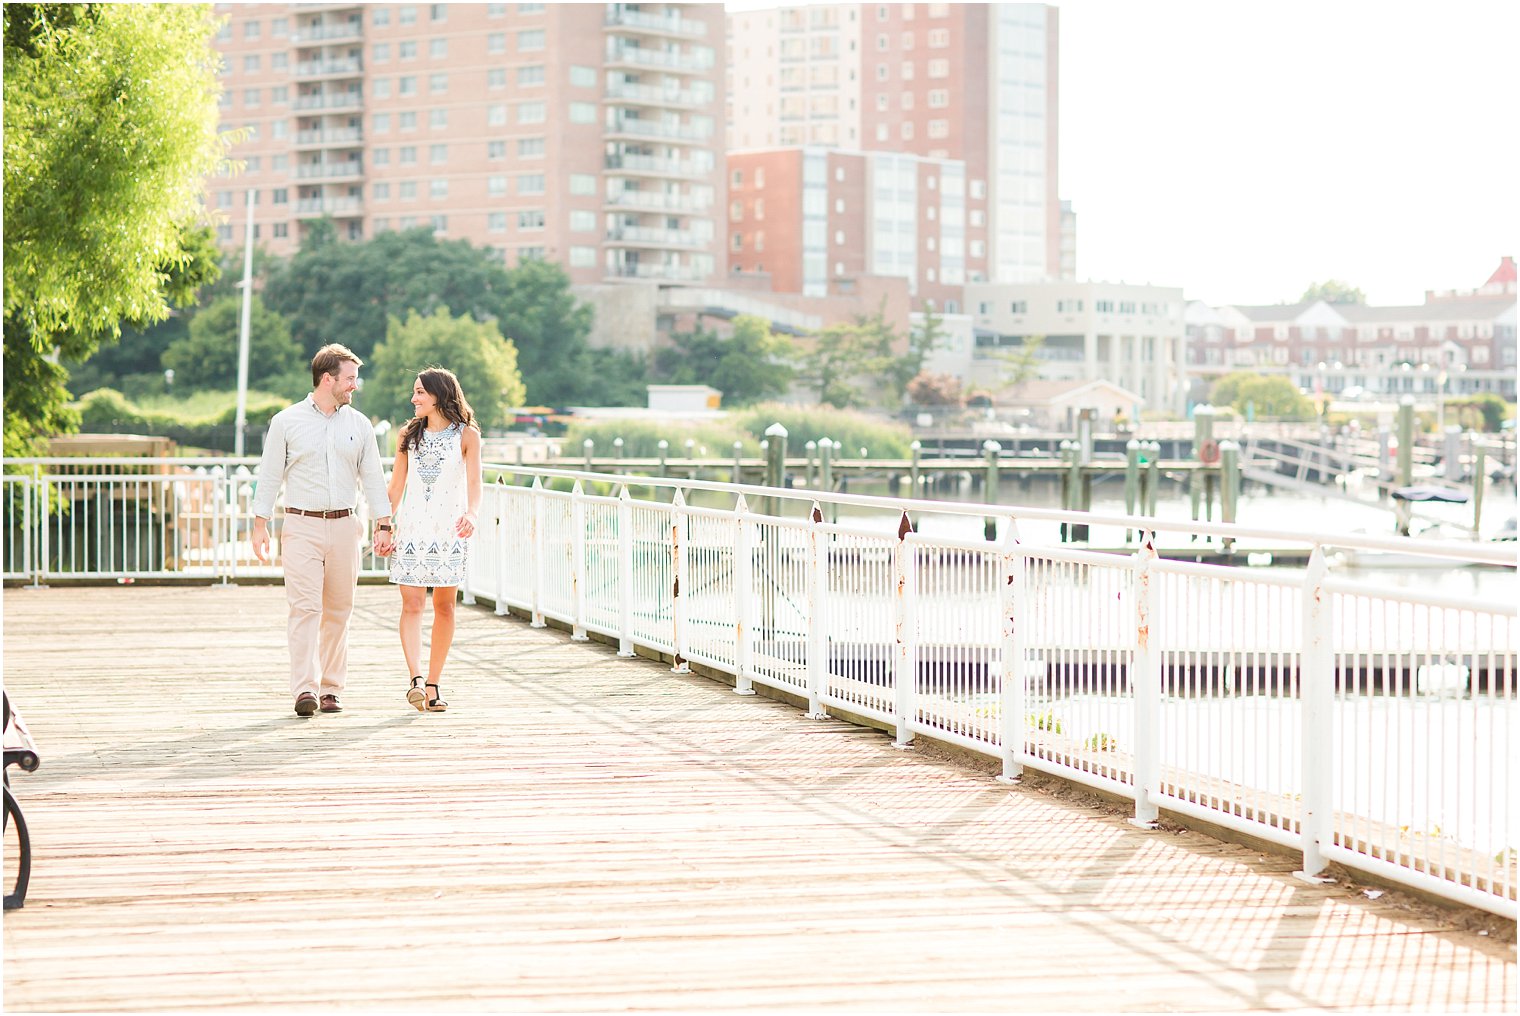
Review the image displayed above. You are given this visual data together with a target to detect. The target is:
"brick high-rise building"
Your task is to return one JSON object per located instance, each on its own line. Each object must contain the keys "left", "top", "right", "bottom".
{"left": 208, "top": 2, "right": 727, "bottom": 284}
{"left": 726, "top": 3, "right": 1061, "bottom": 290}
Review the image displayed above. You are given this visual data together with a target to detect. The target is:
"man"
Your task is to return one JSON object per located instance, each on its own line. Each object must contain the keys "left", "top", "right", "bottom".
{"left": 252, "top": 344, "right": 395, "bottom": 717}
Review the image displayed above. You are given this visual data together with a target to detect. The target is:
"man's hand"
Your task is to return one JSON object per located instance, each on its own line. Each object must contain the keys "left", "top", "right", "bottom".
{"left": 251, "top": 517, "right": 271, "bottom": 564}
{"left": 372, "top": 529, "right": 394, "bottom": 557}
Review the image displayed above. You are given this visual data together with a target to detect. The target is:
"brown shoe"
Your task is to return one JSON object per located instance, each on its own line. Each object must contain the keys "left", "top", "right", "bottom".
{"left": 294, "top": 692, "right": 318, "bottom": 717}
{"left": 319, "top": 694, "right": 343, "bottom": 713}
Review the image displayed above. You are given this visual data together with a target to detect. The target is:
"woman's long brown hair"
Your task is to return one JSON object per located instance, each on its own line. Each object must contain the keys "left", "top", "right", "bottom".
{"left": 399, "top": 367, "right": 477, "bottom": 454}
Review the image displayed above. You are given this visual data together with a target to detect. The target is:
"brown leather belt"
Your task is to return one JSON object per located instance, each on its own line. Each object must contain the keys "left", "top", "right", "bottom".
{"left": 286, "top": 508, "right": 354, "bottom": 519}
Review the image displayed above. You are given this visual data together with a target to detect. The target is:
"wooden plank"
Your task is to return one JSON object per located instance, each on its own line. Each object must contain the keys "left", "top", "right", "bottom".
{"left": 2, "top": 585, "right": 1513, "bottom": 1011}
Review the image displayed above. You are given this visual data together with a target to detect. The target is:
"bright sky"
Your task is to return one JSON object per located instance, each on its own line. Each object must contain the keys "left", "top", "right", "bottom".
{"left": 726, "top": 1, "right": 1518, "bottom": 308}
{"left": 1056, "top": 0, "right": 1518, "bottom": 307}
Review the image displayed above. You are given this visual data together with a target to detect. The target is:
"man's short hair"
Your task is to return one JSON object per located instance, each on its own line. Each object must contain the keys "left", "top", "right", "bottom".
{"left": 311, "top": 344, "right": 362, "bottom": 387}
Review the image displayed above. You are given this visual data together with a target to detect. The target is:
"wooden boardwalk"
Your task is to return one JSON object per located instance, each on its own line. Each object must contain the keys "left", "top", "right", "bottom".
{"left": 2, "top": 584, "right": 1513, "bottom": 1012}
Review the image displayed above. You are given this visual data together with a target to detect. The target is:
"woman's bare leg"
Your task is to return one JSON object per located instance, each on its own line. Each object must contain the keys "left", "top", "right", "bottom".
{"left": 427, "top": 585, "right": 457, "bottom": 684}
{"left": 399, "top": 585, "right": 426, "bottom": 678}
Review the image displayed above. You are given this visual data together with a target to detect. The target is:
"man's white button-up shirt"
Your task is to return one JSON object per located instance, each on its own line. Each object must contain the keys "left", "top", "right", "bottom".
{"left": 252, "top": 395, "right": 390, "bottom": 519}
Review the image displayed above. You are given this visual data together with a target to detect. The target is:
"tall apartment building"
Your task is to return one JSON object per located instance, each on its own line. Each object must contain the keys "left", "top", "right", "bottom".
{"left": 726, "top": 3, "right": 1061, "bottom": 287}
{"left": 208, "top": 2, "right": 727, "bottom": 285}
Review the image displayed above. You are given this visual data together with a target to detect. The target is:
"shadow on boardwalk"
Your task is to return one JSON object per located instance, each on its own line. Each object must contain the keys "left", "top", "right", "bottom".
{"left": 2, "top": 584, "right": 1513, "bottom": 1011}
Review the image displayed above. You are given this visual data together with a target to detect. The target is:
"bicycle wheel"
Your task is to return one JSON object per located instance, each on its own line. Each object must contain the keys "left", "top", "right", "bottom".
{"left": 4, "top": 783, "right": 31, "bottom": 910}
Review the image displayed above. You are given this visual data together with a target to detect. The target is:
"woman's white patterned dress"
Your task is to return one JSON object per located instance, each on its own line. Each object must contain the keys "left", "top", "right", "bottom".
{"left": 389, "top": 422, "right": 469, "bottom": 587}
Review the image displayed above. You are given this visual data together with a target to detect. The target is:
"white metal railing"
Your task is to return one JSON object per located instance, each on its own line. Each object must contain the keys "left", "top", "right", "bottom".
{"left": 4, "top": 457, "right": 1515, "bottom": 918}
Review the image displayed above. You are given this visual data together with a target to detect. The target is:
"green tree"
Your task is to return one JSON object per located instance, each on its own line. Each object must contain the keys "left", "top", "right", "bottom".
{"left": 262, "top": 226, "right": 513, "bottom": 362}
{"left": 1300, "top": 280, "right": 1366, "bottom": 305}
{"left": 1210, "top": 371, "right": 1314, "bottom": 420}
{"left": 653, "top": 315, "right": 795, "bottom": 406}
{"left": 887, "top": 307, "right": 946, "bottom": 404}
{"left": 982, "top": 335, "right": 1045, "bottom": 398}
{"left": 3, "top": 4, "right": 230, "bottom": 454}
{"left": 161, "top": 295, "right": 305, "bottom": 396}
{"left": 797, "top": 310, "right": 898, "bottom": 409}
{"left": 366, "top": 307, "right": 526, "bottom": 431}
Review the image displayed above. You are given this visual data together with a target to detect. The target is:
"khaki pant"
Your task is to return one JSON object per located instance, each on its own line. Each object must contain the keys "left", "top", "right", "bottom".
{"left": 281, "top": 513, "right": 362, "bottom": 699}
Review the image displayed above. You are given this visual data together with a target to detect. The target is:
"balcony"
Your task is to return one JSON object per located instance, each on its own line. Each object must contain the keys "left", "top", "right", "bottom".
{"left": 604, "top": 9, "right": 708, "bottom": 39}
{"left": 295, "top": 160, "right": 363, "bottom": 182}
{"left": 293, "top": 91, "right": 362, "bottom": 113}
{"left": 295, "top": 57, "right": 363, "bottom": 79}
{"left": 607, "top": 262, "right": 708, "bottom": 282}
{"left": 294, "top": 126, "right": 363, "bottom": 149}
{"left": 605, "top": 81, "right": 711, "bottom": 110}
{"left": 606, "top": 225, "right": 706, "bottom": 250}
{"left": 605, "top": 153, "right": 709, "bottom": 180}
{"left": 293, "top": 21, "right": 362, "bottom": 44}
{"left": 605, "top": 42, "right": 714, "bottom": 73}
{"left": 605, "top": 117, "right": 711, "bottom": 143}
{"left": 605, "top": 190, "right": 710, "bottom": 214}
{"left": 294, "top": 195, "right": 363, "bottom": 218}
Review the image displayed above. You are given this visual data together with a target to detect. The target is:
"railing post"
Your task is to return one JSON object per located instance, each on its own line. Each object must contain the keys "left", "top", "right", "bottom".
{"left": 529, "top": 477, "right": 546, "bottom": 628}
{"left": 1129, "top": 532, "right": 1161, "bottom": 828}
{"left": 35, "top": 464, "right": 49, "bottom": 587}
{"left": 997, "top": 520, "right": 1026, "bottom": 782}
{"left": 211, "top": 465, "right": 226, "bottom": 586}
{"left": 616, "top": 485, "right": 635, "bottom": 656}
{"left": 1295, "top": 546, "right": 1335, "bottom": 883}
{"left": 892, "top": 511, "right": 917, "bottom": 748}
{"left": 571, "top": 480, "right": 588, "bottom": 641}
{"left": 733, "top": 494, "right": 756, "bottom": 695}
{"left": 805, "top": 502, "right": 828, "bottom": 718}
{"left": 670, "top": 489, "right": 689, "bottom": 673}
{"left": 23, "top": 469, "right": 35, "bottom": 585}
{"left": 494, "top": 477, "right": 510, "bottom": 615}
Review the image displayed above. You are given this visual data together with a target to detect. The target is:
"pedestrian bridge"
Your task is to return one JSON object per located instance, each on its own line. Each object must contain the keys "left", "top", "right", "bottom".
{"left": 2, "top": 583, "right": 1512, "bottom": 1011}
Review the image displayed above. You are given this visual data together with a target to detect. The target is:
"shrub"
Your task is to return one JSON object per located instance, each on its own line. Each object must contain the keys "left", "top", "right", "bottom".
{"left": 735, "top": 403, "right": 914, "bottom": 458}
{"left": 561, "top": 417, "right": 755, "bottom": 459}
{"left": 73, "top": 388, "right": 292, "bottom": 453}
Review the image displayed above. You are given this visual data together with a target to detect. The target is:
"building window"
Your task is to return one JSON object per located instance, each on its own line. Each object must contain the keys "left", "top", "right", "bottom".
{"left": 730, "top": 201, "right": 743, "bottom": 222}
{"left": 876, "top": 64, "right": 888, "bottom": 81}
{"left": 901, "top": 61, "right": 915, "bottom": 80}
{"left": 487, "top": 32, "right": 506, "bottom": 54}
{"left": 488, "top": 212, "right": 507, "bottom": 232}
{"left": 755, "top": 198, "right": 765, "bottom": 220}
{"left": 399, "top": 146, "right": 417, "bottom": 165}
{"left": 569, "top": 65, "right": 597, "bottom": 87}
{"left": 429, "top": 179, "right": 448, "bottom": 199}
{"left": 970, "top": 180, "right": 986, "bottom": 199}
{"left": 271, "top": 52, "right": 288, "bottom": 71}
{"left": 373, "top": 8, "right": 390, "bottom": 27}
{"left": 373, "top": 182, "right": 390, "bottom": 200}
{"left": 269, "top": 18, "right": 288, "bottom": 38}
{"left": 900, "top": 121, "right": 914, "bottom": 140}
{"left": 487, "top": 3, "right": 506, "bottom": 16}
{"left": 243, "top": 55, "right": 260, "bottom": 73}
{"left": 431, "top": 214, "right": 446, "bottom": 233}
{"left": 517, "top": 137, "right": 544, "bottom": 157}
{"left": 429, "top": 143, "right": 447, "bottom": 164}
{"left": 431, "top": 4, "right": 447, "bottom": 22}
{"left": 901, "top": 92, "right": 914, "bottom": 110}
{"left": 928, "top": 59, "right": 949, "bottom": 78}
{"left": 518, "top": 248, "right": 545, "bottom": 263}
{"left": 569, "top": 174, "right": 596, "bottom": 195}
{"left": 1009, "top": 301, "right": 1027, "bottom": 314}
{"left": 518, "top": 29, "right": 545, "bottom": 51}
{"left": 928, "top": 28, "right": 949, "bottom": 48}
{"left": 399, "top": 5, "right": 417, "bottom": 25}
{"left": 518, "top": 101, "right": 545, "bottom": 123}
{"left": 518, "top": 65, "right": 545, "bottom": 86}
{"left": 732, "top": 233, "right": 743, "bottom": 251}
{"left": 488, "top": 175, "right": 506, "bottom": 197}
{"left": 373, "top": 79, "right": 391, "bottom": 99}
{"left": 488, "top": 140, "right": 506, "bottom": 159}
{"left": 487, "top": 68, "right": 505, "bottom": 89}
{"left": 928, "top": 119, "right": 948, "bottom": 138}
{"left": 244, "top": 20, "right": 260, "bottom": 39}
{"left": 272, "top": 222, "right": 289, "bottom": 239}
{"left": 429, "top": 109, "right": 447, "bottom": 129}
{"left": 270, "top": 86, "right": 288, "bottom": 104}
{"left": 569, "top": 210, "right": 596, "bottom": 232}
{"left": 430, "top": 38, "right": 447, "bottom": 59}
{"left": 398, "top": 76, "right": 417, "bottom": 96}
{"left": 569, "top": 101, "right": 596, "bottom": 124}
{"left": 518, "top": 209, "right": 545, "bottom": 229}
{"left": 488, "top": 104, "right": 507, "bottom": 126}
{"left": 429, "top": 73, "right": 447, "bottom": 94}
{"left": 732, "top": 169, "right": 743, "bottom": 188}
{"left": 399, "top": 181, "right": 418, "bottom": 199}
{"left": 399, "top": 111, "right": 416, "bottom": 130}
{"left": 399, "top": 41, "right": 417, "bottom": 60}
{"left": 518, "top": 174, "right": 545, "bottom": 194}
{"left": 568, "top": 246, "right": 597, "bottom": 267}
{"left": 244, "top": 88, "right": 260, "bottom": 107}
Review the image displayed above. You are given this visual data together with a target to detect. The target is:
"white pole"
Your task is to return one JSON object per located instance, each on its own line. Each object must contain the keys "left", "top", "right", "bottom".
{"left": 234, "top": 188, "right": 255, "bottom": 457}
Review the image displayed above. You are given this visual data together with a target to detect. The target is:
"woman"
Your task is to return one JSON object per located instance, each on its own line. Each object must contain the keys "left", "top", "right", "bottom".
{"left": 379, "top": 368, "right": 482, "bottom": 712}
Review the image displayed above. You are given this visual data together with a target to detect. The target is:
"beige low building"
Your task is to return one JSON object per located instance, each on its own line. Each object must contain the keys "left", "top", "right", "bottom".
{"left": 991, "top": 378, "right": 1142, "bottom": 431}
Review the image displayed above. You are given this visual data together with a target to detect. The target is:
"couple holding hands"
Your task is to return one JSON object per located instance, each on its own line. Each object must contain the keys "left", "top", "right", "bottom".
{"left": 251, "top": 344, "right": 482, "bottom": 717}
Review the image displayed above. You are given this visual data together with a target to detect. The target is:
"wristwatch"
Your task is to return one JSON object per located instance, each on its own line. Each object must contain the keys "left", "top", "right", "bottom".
{"left": 376, "top": 523, "right": 393, "bottom": 531}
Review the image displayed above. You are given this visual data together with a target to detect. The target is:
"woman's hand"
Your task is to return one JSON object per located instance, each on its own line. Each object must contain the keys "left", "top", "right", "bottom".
{"left": 372, "top": 529, "right": 394, "bottom": 557}
{"left": 455, "top": 511, "right": 478, "bottom": 538}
